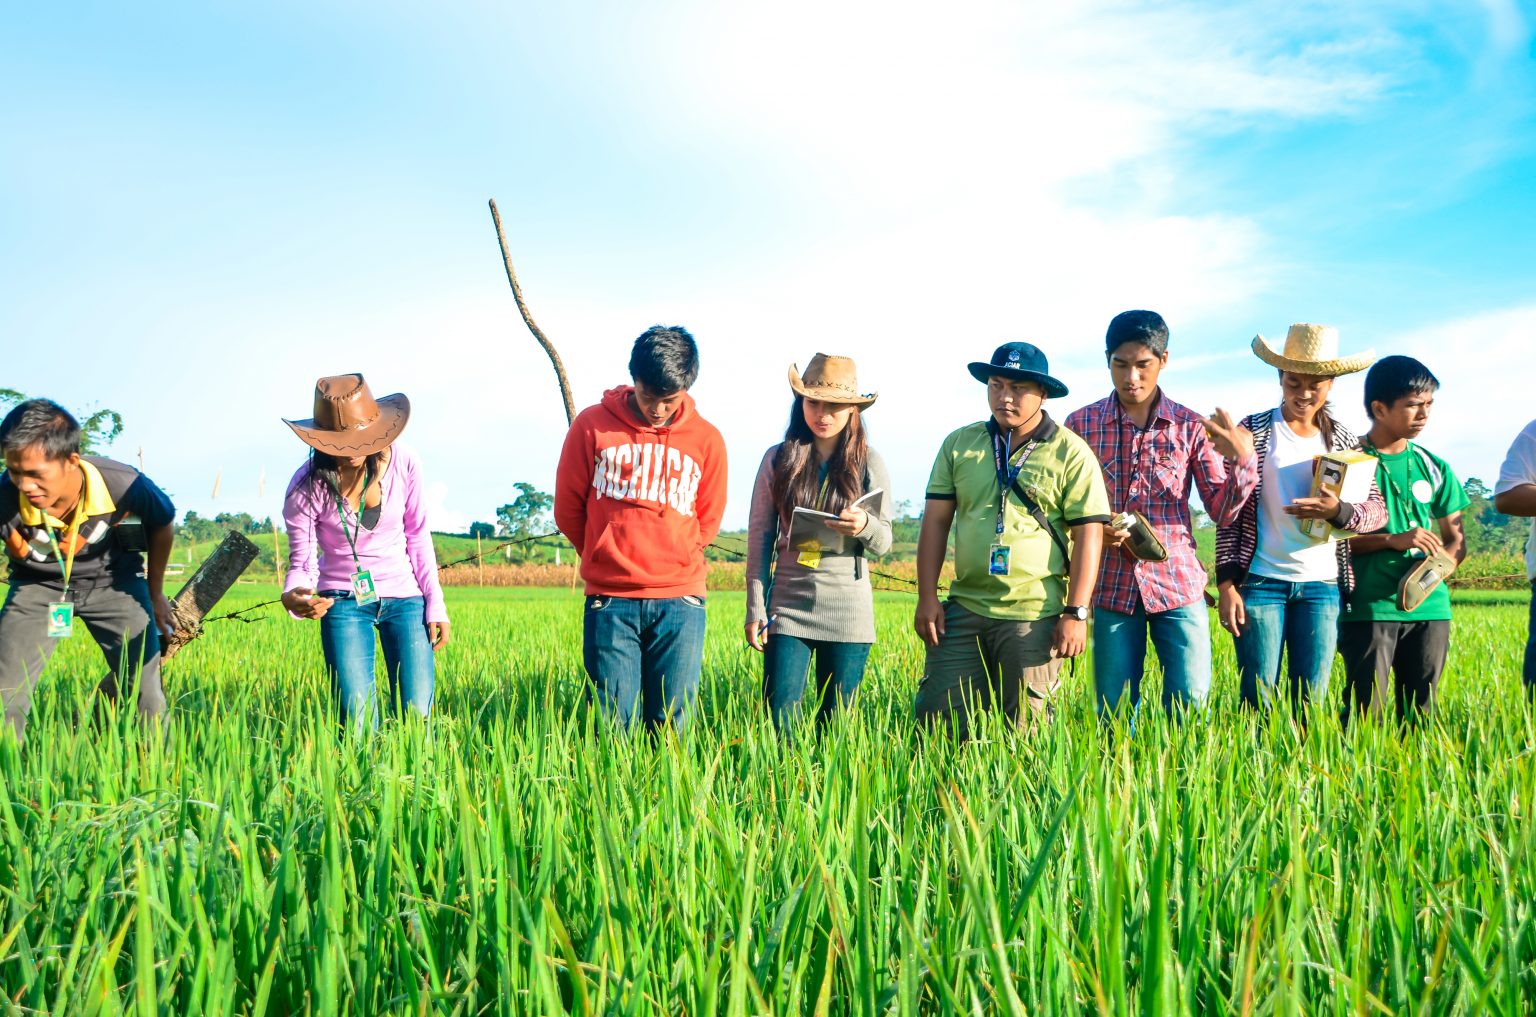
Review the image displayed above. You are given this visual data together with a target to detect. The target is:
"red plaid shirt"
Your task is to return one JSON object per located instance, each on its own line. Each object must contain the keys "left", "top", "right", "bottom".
{"left": 1064, "top": 392, "right": 1258, "bottom": 614}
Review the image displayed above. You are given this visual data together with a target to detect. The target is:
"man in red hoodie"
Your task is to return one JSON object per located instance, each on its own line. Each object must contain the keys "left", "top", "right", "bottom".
{"left": 555, "top": 325, "right": 728, "bottom": 733}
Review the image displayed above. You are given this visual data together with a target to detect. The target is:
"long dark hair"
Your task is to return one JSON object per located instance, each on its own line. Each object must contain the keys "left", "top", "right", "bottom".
{"left": 304, "top": 449, "right": 387, "bottom": 500}
{"left": 770, "top": 396, "right": 868, "bottom": 516}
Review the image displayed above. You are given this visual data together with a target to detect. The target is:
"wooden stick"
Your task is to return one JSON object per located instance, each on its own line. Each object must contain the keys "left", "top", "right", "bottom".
{"left": 488, "top": 199, "right": 576, "bottom": 425}
{"left": 161, "top": 531, "right": 261, "bottom": 662}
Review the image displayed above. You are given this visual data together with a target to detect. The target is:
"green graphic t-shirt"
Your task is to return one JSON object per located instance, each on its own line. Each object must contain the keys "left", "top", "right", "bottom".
{"left": 1343, "top": 443, "right": 1469, "bottom": 622}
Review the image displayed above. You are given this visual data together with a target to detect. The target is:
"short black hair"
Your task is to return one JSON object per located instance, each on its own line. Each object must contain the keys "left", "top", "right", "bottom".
{"left": 629, "top": 325, "right": 700, "bottom": 393}
{"left": 1105, "top": 310, "right": 1169, "bottom": 359}
{"left": 1364, "top": 355, "right": 1439, "bottom": 418}
{"left": 0, "top": 399, "right": 81, "bottom": 461}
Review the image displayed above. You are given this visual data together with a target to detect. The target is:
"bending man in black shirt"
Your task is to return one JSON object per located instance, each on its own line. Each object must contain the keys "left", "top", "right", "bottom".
{"left": 0, "top": 399, "right": 176, "bottom": 741}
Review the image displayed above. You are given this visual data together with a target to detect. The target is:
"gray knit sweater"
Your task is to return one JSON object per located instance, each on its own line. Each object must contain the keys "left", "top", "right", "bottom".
{"left": 745, "top": 444, "right": 894, "bottom": 643}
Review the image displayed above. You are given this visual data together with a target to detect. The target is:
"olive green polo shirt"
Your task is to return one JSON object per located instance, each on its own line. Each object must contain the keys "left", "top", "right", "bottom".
{"left": 926, "top": 413, "right": 1111, "bottom": 621}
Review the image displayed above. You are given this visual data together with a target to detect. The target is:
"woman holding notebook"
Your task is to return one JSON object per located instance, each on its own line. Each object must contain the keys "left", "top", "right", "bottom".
{"left": 1213, "top": 326, "right": 1386, "bottom": 715}
{"left": 746, "top": 355, "right": 893, "bottom": 734}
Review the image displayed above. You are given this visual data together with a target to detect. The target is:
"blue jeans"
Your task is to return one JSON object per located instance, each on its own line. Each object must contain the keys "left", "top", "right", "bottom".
{"left": 1092, "top": 601, "right": 1211, "bottom": 722}
{"left": 762, "top": 634, "right": 871, "bottom": 733}
{"left": 1525, "top": 581, "right": 1536, "bottom": 691}
{"left": 582, "top": 594, "right": 707, "bottom": 733}
{"left": 319, "top": 593, "right": 435, "bottom": 729}
{"left": 1233, "top": 575, "right": 1340, "bottom": 711}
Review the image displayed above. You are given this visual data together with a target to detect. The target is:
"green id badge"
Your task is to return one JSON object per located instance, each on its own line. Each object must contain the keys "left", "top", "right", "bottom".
{"left": 350, "top": 569, "right": 379, "bottom": 606}
{"left": 47, "top": 601, "right": 75, "bottom": 639}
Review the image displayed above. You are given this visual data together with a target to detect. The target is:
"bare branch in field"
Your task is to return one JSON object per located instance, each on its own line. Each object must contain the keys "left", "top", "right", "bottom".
{"left": 489, "top": 198, "right": 576, "bottom": 426}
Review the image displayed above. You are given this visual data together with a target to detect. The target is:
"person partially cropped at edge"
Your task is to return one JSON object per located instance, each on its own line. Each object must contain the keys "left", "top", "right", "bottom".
{"left": 1064, "top": 310, "right": 1257, "bottom": 724}
{"left": 745, "top": 354, "right": 893, "bottom": 734}
{"left": 1214, "top": 325, "right": 1387, "bottom": 713}
{"left": 0, "top": 399, "right": 176, "bottom": 742}
{"left": 1339, "top": 356, "right": 1468, "bottom": 724}
{"left": 1492, "top": 414, "right": 1536, "bottom": 698}
{"left": 555, "top": 325, "right": 728, "bottom": 734}
{"left": 913, "top": 342, "right": 1110, "bottom": 738}
{"left": 280, "top": 375, "right": 450, "bottom": 730}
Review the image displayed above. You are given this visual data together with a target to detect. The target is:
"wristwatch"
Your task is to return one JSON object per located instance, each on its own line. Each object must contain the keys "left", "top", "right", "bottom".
{"left": 1063, "top": 604, "right": 1090, "bottom": 621}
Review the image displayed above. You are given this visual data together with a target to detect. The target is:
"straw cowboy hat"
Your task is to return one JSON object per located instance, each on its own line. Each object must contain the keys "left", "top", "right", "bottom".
{"left": 283, "top": 374, "right": 410, "bottom": 457}
{"left": 788, "top": 354, "right": 878, "bottom": 409}
{"left": 1251, "top": 324, "right": 1376, "bottom": 376}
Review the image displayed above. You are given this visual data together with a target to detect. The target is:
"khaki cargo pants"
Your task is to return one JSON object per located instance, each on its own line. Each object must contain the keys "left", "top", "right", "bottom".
{"left": 914, "top": 600, "right": 1062, "bottom": 740}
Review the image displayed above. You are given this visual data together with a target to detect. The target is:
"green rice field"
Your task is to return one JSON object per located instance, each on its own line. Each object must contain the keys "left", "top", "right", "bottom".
{"left": 1, "top": 586, "right": 1533, "bottom": 1014}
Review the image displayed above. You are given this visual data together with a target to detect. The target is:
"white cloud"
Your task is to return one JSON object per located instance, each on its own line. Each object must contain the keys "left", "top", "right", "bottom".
{"left": 1384, "top": 303, "right": 1536, "bottom": 483}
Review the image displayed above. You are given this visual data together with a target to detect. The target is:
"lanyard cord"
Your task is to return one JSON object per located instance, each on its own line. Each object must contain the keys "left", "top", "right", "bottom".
{"left": 328, "top": 463, "right": 374, "bottom": 567}
{"left": 1362, "top": 440, "right": 1432, "bottom": 531}
{"left": 989, "top": 415, "right": 1043, "bottom": 536}
{"left": 40, "top": 469, "right": 88, "bottom": 599}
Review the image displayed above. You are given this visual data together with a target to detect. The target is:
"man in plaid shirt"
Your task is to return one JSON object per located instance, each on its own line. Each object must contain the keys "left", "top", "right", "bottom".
{"left": 1064, "top": 311, "right": 1258, "bottom": 721}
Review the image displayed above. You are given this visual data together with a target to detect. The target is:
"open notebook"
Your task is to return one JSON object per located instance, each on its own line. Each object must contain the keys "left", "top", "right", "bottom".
{"left": 785, "top": 489, "right": 883, "bottom": 557}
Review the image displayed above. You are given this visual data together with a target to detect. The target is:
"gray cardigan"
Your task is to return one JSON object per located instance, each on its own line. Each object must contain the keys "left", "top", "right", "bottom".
{"left": 745, "top": 444, "right": 894, "bottom": 643}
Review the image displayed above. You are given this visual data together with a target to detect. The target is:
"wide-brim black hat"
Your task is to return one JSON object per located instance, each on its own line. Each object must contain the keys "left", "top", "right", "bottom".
{"left": 966, "top": 342, "right": 1069, "bottom": 399}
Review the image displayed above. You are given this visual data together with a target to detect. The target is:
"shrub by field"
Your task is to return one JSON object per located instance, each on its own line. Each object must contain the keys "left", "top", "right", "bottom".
{"left": 1, "top": 586, "right": 1533, "bottom": 1014}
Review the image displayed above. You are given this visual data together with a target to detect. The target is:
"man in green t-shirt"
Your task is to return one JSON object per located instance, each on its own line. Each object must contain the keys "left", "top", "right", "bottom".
{"left": 1341, "top": 356, "right": 1468, "bottom": 724}
{"left": 914, "top": 342, "right": 1110, "bottom": 737}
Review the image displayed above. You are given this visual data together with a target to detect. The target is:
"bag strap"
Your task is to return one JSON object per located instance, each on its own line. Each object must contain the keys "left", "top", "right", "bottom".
{"left": 1009, "top": 478, "right": 1072, "bottom": 576}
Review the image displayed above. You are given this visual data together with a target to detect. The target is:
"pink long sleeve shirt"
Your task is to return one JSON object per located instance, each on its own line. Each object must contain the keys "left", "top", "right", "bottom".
{"left": 282, "top": 441, "right": 448, "bottom": 623}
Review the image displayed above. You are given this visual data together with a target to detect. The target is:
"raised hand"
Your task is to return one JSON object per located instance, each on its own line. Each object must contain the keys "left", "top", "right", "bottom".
{"left": 1200, "top": 408, "right": 1255, "bottom": 462}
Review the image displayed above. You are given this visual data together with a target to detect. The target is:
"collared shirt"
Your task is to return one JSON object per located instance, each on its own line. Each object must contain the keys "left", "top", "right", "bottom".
{"left": 1064, "top": 391, "right": 1258, "bottom": 614}
{"left": 1, "top": 457, "right": 176, "bottom": 585}
{"left": 925, "top": 412, "right": 1111, "bottom": 621}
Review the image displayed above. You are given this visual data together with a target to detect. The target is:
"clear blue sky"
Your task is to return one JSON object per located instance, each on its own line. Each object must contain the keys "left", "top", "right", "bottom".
{"left": 4, "top": 1, "right": 1534, "bottom": 531}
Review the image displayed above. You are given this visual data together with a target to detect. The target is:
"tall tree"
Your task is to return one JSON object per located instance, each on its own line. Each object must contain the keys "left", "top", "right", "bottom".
{"left": 496, "top": 482, "right": 554, "bottom": 559}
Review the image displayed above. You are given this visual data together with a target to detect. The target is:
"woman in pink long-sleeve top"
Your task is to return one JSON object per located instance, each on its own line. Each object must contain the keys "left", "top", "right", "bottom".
{"left": 280, "top": 375, "right": 449, "bottom": 728}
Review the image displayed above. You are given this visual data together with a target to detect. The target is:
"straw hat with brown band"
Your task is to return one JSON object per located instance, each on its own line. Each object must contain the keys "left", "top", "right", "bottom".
{"left": 787, "top": 354, "right": 878, "bottom": 410}
{"left": 1251, "top": 324, "right": 1376, "bottom": 376}
{"left": 283, "top": 374, "right": 411, "bottom": 457}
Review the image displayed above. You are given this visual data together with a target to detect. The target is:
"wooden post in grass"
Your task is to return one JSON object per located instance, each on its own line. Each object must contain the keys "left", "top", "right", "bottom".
{"left": 160, "top": 531, "right": 261, "bottom": 662}
{"left": 476, "top": 533, "right": 485, "bottom": 586}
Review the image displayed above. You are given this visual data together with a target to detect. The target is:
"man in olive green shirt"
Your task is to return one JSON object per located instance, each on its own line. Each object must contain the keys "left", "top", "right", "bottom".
{"left": 914, "top": 342, "right": 1111, "bottom": 737}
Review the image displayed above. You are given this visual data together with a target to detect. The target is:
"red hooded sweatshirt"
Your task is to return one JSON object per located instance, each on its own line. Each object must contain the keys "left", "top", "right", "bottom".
{"left": 555, "top": 386, "right": 728, "bottom": 597}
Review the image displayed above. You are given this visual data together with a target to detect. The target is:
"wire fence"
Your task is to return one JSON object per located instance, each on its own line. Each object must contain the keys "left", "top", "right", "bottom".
{"left": 198, "top": 531, "right": 1526, "bottom": 631}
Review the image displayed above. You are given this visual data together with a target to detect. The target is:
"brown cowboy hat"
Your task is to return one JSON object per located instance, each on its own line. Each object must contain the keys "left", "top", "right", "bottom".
{"left": 283, "top": 374, "right": 410, "bottom": 457}
{"left": 788, "top": 353, "right": 877, "bottom": 410}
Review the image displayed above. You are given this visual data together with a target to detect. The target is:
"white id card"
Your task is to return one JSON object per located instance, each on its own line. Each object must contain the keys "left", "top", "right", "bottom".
{"left": 350, "top": 570, "right": 379, "bottom": 606}
{"left": 47, "top": 601, "right": 75, "bottom": 639}
{"left": 988, "top": 544, "right": 1011, "bottom": 576}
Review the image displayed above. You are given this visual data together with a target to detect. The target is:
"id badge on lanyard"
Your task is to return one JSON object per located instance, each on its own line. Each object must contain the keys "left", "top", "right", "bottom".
{"left": 42, "top": 519, "right": 80, "bottom": 639}
{"left": 47, "top": 600, "right": 74, "bottom": 639}
{"left": 351, "top": 569, "right": 379, "bottom": 605}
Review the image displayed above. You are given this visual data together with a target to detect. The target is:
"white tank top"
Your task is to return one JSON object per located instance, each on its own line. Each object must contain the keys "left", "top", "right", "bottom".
{"left": 1252, "top": 410, "right": 1338, "bottom": 583}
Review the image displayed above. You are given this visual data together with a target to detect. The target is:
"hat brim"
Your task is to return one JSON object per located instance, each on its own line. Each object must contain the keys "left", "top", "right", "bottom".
{"left": 967, "top": 362, "right": 1069, "bottom": 399}
{"left": 787, "top": 366, "right": 877, "bottom": 409}
{"left": 284, "top": 393, "right": 410, "bottom": 457}
{"left": 1251, "top": 336, "right": 1375, "bottom": 377}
